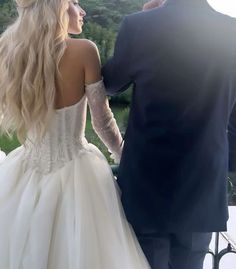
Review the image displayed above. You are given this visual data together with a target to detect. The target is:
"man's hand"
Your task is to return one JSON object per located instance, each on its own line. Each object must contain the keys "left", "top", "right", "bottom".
{"left": 142, "top": 0, "right": 165, "bottom": 11}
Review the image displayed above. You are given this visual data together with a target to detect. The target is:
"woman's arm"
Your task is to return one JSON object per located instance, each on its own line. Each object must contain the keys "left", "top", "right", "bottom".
{"left": 83, "top": 41, "right": 123, "bottom": 163}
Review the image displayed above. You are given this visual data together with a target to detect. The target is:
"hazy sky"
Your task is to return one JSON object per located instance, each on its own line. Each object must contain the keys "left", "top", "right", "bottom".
{"left": 208, "top": 0, "right": 236, "bottom": 17}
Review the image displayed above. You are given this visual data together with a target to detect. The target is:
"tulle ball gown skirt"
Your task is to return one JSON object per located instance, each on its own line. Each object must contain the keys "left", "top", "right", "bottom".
{"left": 0, "top": 144, "right": 150, "bottom": 269}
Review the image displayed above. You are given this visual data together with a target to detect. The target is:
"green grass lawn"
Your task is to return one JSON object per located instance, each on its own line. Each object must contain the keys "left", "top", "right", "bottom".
{"left": 0, "top": 105, "right": 129, "bottom": 163}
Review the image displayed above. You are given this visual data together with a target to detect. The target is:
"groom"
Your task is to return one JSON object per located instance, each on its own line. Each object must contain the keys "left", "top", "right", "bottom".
{"left": 102, "top": 0, "right": 236, "bottom": 268}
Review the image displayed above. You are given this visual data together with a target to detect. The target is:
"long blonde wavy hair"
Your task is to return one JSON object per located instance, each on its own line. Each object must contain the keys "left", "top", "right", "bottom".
{"left": 0, "top": 0, "right": 69, "bottom": 143}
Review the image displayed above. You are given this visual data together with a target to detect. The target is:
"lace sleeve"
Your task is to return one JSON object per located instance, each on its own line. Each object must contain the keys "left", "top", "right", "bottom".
{"left": 85, "top": 80, "right": 123, "bottom": 163}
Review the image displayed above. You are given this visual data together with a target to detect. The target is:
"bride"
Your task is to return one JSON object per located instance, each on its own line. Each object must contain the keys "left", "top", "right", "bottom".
{"left": 0, "top": 0, "right": 150, "bottom": 268}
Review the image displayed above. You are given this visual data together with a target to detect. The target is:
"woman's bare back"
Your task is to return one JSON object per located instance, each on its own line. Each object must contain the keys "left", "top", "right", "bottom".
{"left": 55, "top": 38, "right": 101, "bottom": 109}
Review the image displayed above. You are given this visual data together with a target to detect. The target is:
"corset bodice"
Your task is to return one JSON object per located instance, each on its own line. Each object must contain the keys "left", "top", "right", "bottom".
{"left": 21, "top": 80, "right": 122, "bottom": 174}
{"left": 24, "top": 96, "right": 88, "bottom": 174}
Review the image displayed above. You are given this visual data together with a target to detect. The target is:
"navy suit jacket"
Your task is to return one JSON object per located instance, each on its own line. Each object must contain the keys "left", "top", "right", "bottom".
{"left": 102, "top": 0, "right": 236, "bottom": 233}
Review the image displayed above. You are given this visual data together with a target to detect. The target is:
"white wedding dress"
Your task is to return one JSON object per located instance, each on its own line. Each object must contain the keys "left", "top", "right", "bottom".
{"left": 0, "top": 80, "right": 150, "bottom": 269}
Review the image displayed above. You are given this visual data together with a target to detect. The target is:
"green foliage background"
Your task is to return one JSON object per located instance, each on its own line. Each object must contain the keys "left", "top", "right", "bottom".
{"left": 0, "top": 0, "right": 139, "bottom": 100}
{"left": 0, "top": 0, "right": 143, "bottom": 63}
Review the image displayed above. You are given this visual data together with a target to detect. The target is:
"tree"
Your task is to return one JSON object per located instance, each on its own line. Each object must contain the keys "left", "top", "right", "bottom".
{"left": 0, "top": 0, "right": 17, "bottom": 33}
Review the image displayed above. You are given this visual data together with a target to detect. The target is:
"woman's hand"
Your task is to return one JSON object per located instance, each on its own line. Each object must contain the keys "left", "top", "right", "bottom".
{"left": 142, "top": 0, "right": 165, "bottom": 11}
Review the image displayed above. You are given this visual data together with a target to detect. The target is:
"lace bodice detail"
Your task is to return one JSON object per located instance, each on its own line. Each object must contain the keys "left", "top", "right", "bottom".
{"left": 23, "top": 80, "right": 123, "bottom": 174}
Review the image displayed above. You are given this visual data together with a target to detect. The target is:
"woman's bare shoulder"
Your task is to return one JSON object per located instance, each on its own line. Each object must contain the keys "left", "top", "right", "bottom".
{"left": 65, "top": 38, "right": 101, "bottom": 84}
{"left": 65, "top": 38, "right": 99, "bottom": 60}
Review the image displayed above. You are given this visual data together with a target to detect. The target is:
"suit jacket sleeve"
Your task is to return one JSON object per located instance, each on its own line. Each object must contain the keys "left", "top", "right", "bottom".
{"left": 228, "top": 104, "right": 236, "bottom": 171}
{"left": 102, "top": 16, "right": 133, "bottom": 95}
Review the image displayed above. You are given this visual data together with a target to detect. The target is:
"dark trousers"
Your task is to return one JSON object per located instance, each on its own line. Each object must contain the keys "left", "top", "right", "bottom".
{"left": 138, "top": 232, "right": 212, "bottom": 269}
